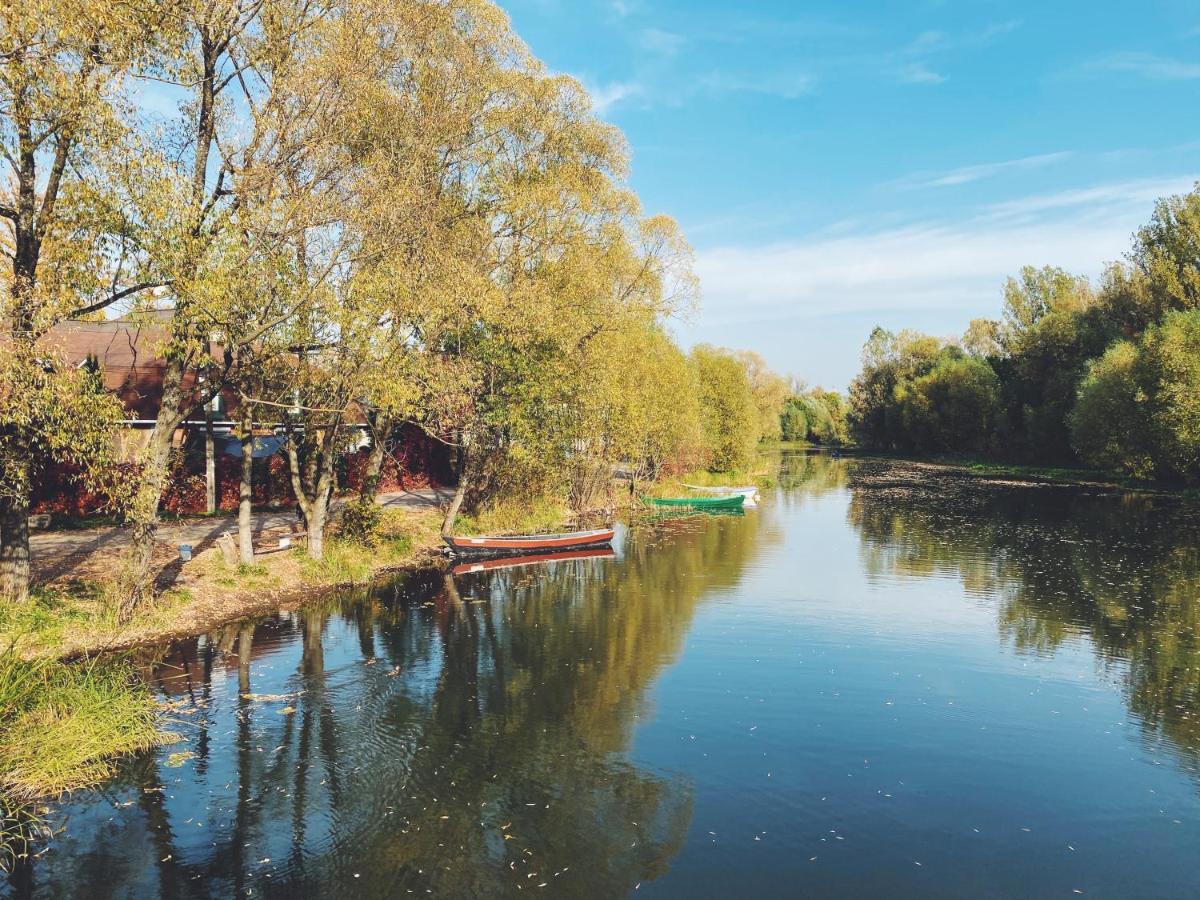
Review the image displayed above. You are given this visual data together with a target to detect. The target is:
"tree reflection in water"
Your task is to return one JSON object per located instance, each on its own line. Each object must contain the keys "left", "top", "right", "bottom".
{"left": 848, "top": 458, "right": 1200, "bottom": 772}
{"left": 13, "top": 506, "right": 775, "bottom": 899}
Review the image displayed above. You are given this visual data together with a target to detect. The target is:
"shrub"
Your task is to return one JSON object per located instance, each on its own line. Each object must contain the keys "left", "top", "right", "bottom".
{"left": 338, "top": 500, "right": 383, "bottom": 546}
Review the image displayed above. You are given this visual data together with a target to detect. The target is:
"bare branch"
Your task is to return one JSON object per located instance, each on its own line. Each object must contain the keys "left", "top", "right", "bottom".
{"left": 69, "top": 281, "right": 170, "bottom": 318}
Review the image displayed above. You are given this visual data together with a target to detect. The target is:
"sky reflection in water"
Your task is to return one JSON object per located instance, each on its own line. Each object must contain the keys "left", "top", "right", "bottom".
{"left": 8, "top": 451, "right": 1200, "bottom": 899}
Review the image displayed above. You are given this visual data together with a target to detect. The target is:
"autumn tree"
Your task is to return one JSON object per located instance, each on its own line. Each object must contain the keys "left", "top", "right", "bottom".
{"left": 734, "top": 350, "right": 789, "bottom": 443}
{"left": 117, "top": 0, "right": 362, "bottom": 614}
{"left": 690, "top": 344, "right": 758, "bottom": 472}
{"left": 0, "top": 0, "right": 161, "bottom": 601}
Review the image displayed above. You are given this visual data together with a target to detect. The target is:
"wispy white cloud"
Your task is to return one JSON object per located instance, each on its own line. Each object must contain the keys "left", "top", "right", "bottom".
{"left": 894, "top": 151, "right": 1076, "bottom": 190}
{"left": 1090, "top": 52, "right": 1200, "bottom": 80}
{"left": 639, "top": 28, "right": 685, "bottom": 57}
{"left": 898, "top": 63, "right": 946, "bottom": 85}
{"left": 981, "top": 177, "right": 1196, "bottom": 221}
{"left": 583, "top": 79, "right": 644, "bottom": 114}
{"left": 699, "top": 70, "right": 816, "bottom": 100}
{"left": 890, "top": 19, "right": 1021, "bottom": 86}
{"left": 692, "top": 176, "right": 1196, "bottom": 329}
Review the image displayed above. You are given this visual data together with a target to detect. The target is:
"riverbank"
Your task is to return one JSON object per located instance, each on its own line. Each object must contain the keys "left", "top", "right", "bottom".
{"left": 843, "top": 451, "right": 1188, "bottom": 494}
{"left": 1, "top": 506, "right": 450, "bottom": 839}
{"left": 5, "top": 505, "right": 447, "bottom": 660}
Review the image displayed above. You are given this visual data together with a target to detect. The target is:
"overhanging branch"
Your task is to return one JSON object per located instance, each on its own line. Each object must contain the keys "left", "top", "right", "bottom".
{"left": 69, "top": 281, "right": 169, "bottom": 318}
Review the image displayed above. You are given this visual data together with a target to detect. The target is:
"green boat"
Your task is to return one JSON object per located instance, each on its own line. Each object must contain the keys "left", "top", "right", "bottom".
{"left": 644, "top": 494, "right": 746, "bottom": 510}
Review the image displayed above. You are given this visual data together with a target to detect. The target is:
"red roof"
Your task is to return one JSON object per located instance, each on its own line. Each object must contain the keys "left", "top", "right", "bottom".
{"left": 41, "top": 319, "right": 235, "bottom": 421}
{"left": 39, "top": 319, "right": 368, "bottom": 426}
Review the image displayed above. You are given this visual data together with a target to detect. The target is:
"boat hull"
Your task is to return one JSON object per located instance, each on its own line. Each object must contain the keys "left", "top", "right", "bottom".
{"left": 452, "top": 547, "right": 615, "bottom": 576}
{"left": 443, "top": 528, "right": 616, "bottom": 557}
{"left": 646, "top": 495, "right": 746, "bottom": 510}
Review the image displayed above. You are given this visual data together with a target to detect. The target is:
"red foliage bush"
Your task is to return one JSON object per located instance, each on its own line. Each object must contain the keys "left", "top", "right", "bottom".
{"left": 32, "top": 424, "right": 449, "bottom": 520}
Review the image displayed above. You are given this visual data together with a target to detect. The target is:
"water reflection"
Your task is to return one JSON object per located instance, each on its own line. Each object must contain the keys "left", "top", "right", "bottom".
{"left": 9, "top": 509, "right": 774, "bottom": 898}
{"left": 11, "top": 454, "right": 1200, "bottom": 898}
{"left": 848, "top": 458, "right": 1200, "bottom": 769}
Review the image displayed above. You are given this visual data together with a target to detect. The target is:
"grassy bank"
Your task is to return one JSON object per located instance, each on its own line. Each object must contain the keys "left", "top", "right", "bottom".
{"left": 6, "top": 507, "right": 447, "bottom": 660}
{"left": 0, "top": 643, "right": 171, "bottom": 867}
{"left": 0, "top": 481, "right": 668, "bottom": 845}
{"left": 1, "top": 506, "right": 447, "bottom": 863}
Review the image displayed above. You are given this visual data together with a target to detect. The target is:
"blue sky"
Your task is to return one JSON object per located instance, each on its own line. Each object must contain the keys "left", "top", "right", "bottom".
{"left": 501, "top": 0, "right": 1200, "bottom": 389}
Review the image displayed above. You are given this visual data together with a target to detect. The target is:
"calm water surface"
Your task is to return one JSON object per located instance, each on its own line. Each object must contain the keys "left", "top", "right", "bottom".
{"left": 8, "top": 452, "right": 1200, "bottom": 898}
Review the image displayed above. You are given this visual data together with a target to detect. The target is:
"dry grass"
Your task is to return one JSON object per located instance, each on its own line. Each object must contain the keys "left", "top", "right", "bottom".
{"left": 0, "top": 640, "right": 173, "bottom": 867}
{"left": 454, "top": 496, "right": 576, "bottom": 536}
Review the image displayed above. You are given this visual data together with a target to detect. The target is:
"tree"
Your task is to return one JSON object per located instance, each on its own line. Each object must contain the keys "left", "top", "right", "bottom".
{"left": 963, "top": 318, "right": 1002, "bottom": 358}
{"left": 1140, "top": 310, "right": 1200, "bottom": 480}
{"left": 1069, "top": 340, "right": 1154, "bottom": 478}
{"left": 583, "top": 322, "right": 704, "bottom": 495}
{"left": 118, "top": 0, "right": 361, "bottom": 615}
{"left": 734, "top": 350, "right": 788, "bottom": 443}
{"left": 780, "top": 387, "right": 848, "bottom": 446}
{"left": 848, "top": 328, "right": 944, "bottom": 451}
{"left": 1133, "top": 186, "right": 1200, "bottom": 320}
{"left": 993, "top": 266, "right": 1112, "bottom": 461}
{"left": 0, "top": 0, "right": 159, "bottom": 601}
{"left": 690, "top": 345, "right": 758, "bottom": 472}
{"left": 895, "top": 353, "right": 1000, "bottom": 455}
{"left": 410, "top": 45, "right": 697, "bottom": 531}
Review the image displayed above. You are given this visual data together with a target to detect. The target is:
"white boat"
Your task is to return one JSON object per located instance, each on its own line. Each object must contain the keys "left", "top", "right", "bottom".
{"left": 683, "top": 484, "right": 760, "bottom": 507}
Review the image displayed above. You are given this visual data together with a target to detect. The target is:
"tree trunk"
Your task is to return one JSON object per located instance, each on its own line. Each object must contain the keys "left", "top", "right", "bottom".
{"left": 359, "top": 414, "right": 393, "bottom": 503}
{"left": 238, "top": 407, "right": 254, "bottom": 566}
{"left": 284, "top": 424, "right": 338, "bottom": 562}
{"left": 204, "top": 401, "right": 216, "bottom": 515}
{"left": 441, "top": 444, "right": 471, "bottom": 535}
{"left": 120, "top": 359, "right": 187, "bottom": 621}
{"left": 307, "top": 496, "right": 327, "bottom": 560}
{"left": 0, "top": 490, "right": 31, "bottom": 605}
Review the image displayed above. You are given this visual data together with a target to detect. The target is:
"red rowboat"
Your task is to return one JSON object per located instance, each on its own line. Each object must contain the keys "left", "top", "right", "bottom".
{"left": 452, "top": 546, "right": 615, "bottom": 576}
{"left": 442, "top": 527, "right": 615, "bottom": 557}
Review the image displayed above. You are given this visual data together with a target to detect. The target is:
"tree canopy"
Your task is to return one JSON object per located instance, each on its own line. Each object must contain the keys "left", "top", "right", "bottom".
{"left": 848, "top": 183, "right": 1200, "bottom": 484}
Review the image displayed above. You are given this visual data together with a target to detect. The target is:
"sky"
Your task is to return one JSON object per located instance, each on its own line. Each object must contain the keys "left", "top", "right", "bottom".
{"left": 499, "top": 0, "right": 1200, "bottom": 389}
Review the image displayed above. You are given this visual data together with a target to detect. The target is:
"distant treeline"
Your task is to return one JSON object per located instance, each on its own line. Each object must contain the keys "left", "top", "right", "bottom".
{"left": 848, "top": 185, "right": 1200, "bottom": 483}
{"left": 780, "top": 387, "right": 850, "bottom": 446}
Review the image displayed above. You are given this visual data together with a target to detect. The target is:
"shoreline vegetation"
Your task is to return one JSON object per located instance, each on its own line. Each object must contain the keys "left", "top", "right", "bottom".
{"left": 845, "top": 188, "right": 1200, "bottom": 487}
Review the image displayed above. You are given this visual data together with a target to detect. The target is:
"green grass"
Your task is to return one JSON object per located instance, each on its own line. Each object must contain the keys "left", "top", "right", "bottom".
{"left": 0, "top": 584, "right": 108, "bottom": 654}
{"left": 297, "top": 535, "right": 415, "bottom": 584}
{"left": 298, "top": 512, "right": 420, "bottom": 585}
{"left": 1, "top": 638, "right": 173, "bottom": 865}
{"left": 454, "top": 496, "right": 576, "bottom": 536}
{"left": 211, "top": 561, "right": 277, "bottom": 590}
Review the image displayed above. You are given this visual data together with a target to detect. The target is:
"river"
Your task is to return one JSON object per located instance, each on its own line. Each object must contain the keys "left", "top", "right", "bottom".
{"left": 7, "top": 451, "right": 1200, "bottom": 898}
